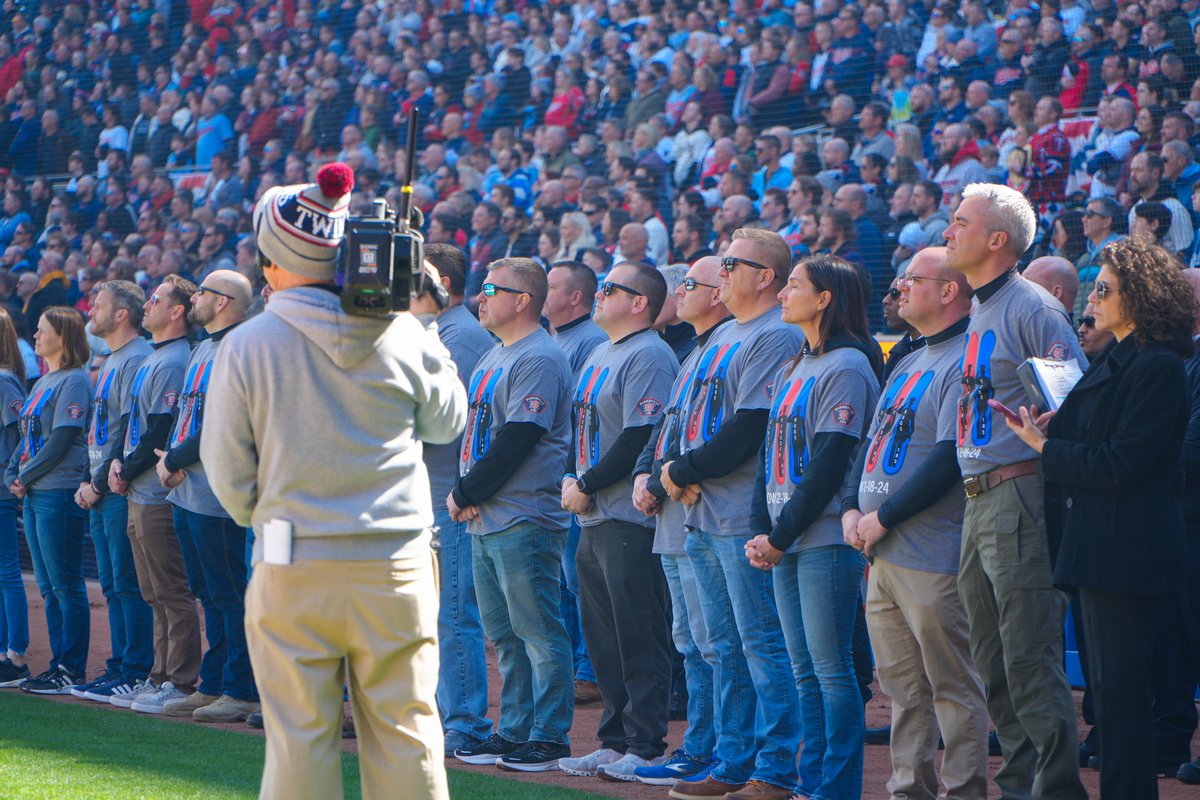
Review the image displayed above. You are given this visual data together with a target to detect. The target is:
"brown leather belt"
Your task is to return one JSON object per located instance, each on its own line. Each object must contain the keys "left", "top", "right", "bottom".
{"left": 962, "top": 459, "right": 1039, "bottom": 499}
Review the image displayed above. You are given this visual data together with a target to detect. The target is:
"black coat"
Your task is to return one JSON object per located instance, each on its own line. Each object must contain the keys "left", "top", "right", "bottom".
{"left": 1042, "top": 336, "right": 1188, "bottom": 595}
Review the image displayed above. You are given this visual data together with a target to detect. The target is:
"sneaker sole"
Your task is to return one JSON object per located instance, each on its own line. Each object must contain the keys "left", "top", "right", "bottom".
{"left": 558, "top": 765, "right": 601, "bottom": 776}
{"left": 454, "top": 752, "right": 514, "bottom": 765}
{"left": 82, "top": 691, "right": 121, "bottom": 702}
{"left": 22, "top": 685, "right": 75, "bottom": 695}
{"left": 69, "top": 687, "right": 92, "bottom": 699}
{"left": 109, "top": 696, "right": 142, "bottom": 708}
{"left": 498, "top": 759, "right": 563, "bottom": 772}
{"left": 194, "top": 713, "right": 251, "bottom": 723}
{"left": 636, "top": 775, "right": 686, "bottom": 785}
{"left": 163, "top": 706, "right": 203, "bottom": 718}
{"left": 597, "top": 769, "right": 640, "bottom": 782}
{"left": 129, "top": 703, "right": 168, "bottom": 713}
{"left": 0, "top": 677, "right": 28, "bottom": 688}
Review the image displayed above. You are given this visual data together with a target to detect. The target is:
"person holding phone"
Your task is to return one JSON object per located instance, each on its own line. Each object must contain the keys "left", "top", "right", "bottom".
{"left": 1005, "top": 238, "right": 1194, "bottom": 800}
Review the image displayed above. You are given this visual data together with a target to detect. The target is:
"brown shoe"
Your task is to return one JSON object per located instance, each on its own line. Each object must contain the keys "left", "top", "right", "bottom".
{"left": 573, "top": 679, "right": 601, "bottom": 704}
{"left": 668, "top": 776, "right": 747, "bottom": 799}
{"left": 723, "top": 780, "right": 796, "bottom": 800}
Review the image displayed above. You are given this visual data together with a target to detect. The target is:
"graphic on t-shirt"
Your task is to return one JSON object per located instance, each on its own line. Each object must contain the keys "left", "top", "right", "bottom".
{"left": 89, "top": 369, "right": 116, "bottom": 446}
{"left": 18, "top": 387, "right": 54, "bottom": 462}
{"left": 958, "top": 330, "right": 996, "bottom": 447}
{"left": 125, "top": 365, "right": 152, "bottom": 450}
{"left": 573, "top": 365, "right": 611, "bottom": 468}
{"left": 867, "top": 370, "right": 936, "bottom": 475}
{"left": 766, "top": 376, "right": 815, "bottom": 486}
{"left": 175, "top": 359, "right": 214, "bottom": 444}
{"left": 462, "top": 366, "right": 505, "bottom": 463}
{"left": 655, "top": 366, "right": 697, "bottom": 461}
{"left": 686, "top": 341, "right": 741, "bottom": 444}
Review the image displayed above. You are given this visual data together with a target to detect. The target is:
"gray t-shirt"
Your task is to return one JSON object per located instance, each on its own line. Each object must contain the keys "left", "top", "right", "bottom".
{"left": 552, "top": 315, "right": 608, "bottom": 376}
{"left": 17, "top": 368, "right": 91, "bottom": 490}
{"left": 461, "top": 328, "right": 573, "bottom": 535}
{"left": 956, "top": 273, "right": 1086, "bottom": 476}
{"left": 679, "top": 306, "right": 805, "bottom": 536}
{"left": 765, "top": 345, "right": 878, "bottom": 551}
{"left": 859, "top": 332, "right": 965, "bottom": 574}
{"left": 88, "top": 336, "right": 152, "bottom": 487}
{"left": 124, "top": 338, "right": 191, "bottom": 505}
{"left": 0, "top": 370, "right": 25, "bottom": 501}
{"left": 166, "top": 335, "right": 227, "bottom": 518}
{"left": 424, "top": 304, "right": 496, "bottom": 503}
{"left": 573, "top": 328, "right": 677, "bottom": 528}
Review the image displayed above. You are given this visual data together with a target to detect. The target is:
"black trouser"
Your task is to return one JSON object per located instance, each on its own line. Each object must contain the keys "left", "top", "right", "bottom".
{"left": 1079, "top": 586, "right": 1159, "bottom": 800}
{"left": 1151, "top": 591, "right": 1199, "bottom": 768}
{"left": 576, "top": 520, "right": 671, "bottom": 759}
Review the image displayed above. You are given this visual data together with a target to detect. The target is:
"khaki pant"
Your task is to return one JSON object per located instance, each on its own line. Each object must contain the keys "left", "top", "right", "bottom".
{"left": 867, "top": 558, "right": 988, "bottom": 800}
{"left": 127, "top": 500, "right": 200, "bottom": 689}
{"left": 245, "top": 555, "right": 448, "bottom": 800}
{"left": 958, "top": 472, "right": 1086, "bottom": 800}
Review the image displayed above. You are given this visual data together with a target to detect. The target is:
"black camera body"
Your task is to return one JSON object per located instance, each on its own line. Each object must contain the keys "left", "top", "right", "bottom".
{"left": 339, "top": 198, "right": 424, "bottom": 316}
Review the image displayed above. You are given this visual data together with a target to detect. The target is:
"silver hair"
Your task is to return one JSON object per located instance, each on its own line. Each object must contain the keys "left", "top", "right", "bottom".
{"left": 961, "top": 183, "right": 1038, "bottom": 257}
{"left": 658, "top": 263, "right": 689, "bottom": 294}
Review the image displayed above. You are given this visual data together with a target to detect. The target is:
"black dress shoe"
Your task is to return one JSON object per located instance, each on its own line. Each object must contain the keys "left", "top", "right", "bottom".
{"left": 1178, "top": 758, "right": 1200, "bottom": 784}
{"left": 246, "top": 711, "right": 263, "bottom": 729}
{"left": 864, "top": 725, "right": 891, "bottom": 745}
{"left": 1078, "top": 739, "right": 1098, "bottom": 768}
{"left": 1088, "top": 755, "right": 1100, "bottom": 771}
{"left": 988, "top": 731, "right": 1002, "bottom": 757}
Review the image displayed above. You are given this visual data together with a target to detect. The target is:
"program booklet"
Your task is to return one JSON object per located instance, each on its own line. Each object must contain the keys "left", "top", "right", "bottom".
{"left": 1016, "top": 357, "right": 1084, "bottom": 412}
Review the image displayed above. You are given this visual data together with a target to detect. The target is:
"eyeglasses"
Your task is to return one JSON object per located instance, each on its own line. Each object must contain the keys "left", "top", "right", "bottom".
{"left": 601, "top": 280, "right": 643, "bottom": 297}
{"left": 719, "top": 256, "right": 772, "bottom": 274}
{"left": 885, "top": 287, "right": 901, "bottom": 299}
{"left": 683, "top": 277, "right": 719, "bottom": 291}
{"left": 482, "top": 283, "right": 527, "bottom": 297}
{"left": 1083, "top": 209, "right": 1109, "bottom": 218}
{"left": 582, "top": 207, "right": 600, "bottom": 215}
{"left": 196, "top": 285, "right": 235, "bottom": 300}
{"left": 1001, "top": 38, "right": 1021, "bottom": 44}
{"left": 1094, "top": 280, "right": 1113, "bottom": 300}
{"left": 901, "top": 273, "right": 951, "bottom": 286}
{"left": 148, "top": 294, "right": 162, "bottom": 306}
{"left": 1080, "top": 315, "right": 1096, "bottom": 328}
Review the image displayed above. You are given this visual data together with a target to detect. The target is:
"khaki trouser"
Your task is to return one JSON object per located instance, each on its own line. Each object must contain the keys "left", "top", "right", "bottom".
{"left": 867, "top": 558, "right": 988, "bottom": 800}
{"left": 245, "top": 554, "right": 448, "bottom": 800}
{"left": 958, "top": 471, "right": 1086, "bottom": 800}
{"left": 127, "top": 500, "right": 200, "bottom": 689}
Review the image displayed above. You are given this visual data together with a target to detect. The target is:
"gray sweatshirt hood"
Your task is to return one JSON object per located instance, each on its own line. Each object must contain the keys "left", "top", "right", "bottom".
{"left": 268, "top": 286, "right": 399, "bottom": 370}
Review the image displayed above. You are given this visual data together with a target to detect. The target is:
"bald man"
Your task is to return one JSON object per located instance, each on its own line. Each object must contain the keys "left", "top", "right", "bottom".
{"left": 616, "top": 222, "right": 652, "bottom": 265}
{"left": 1024, "top": 256, "right": 1080, "bottom": 318}
{"left": 155, "top": 270, "right": 262, "bottom": 723}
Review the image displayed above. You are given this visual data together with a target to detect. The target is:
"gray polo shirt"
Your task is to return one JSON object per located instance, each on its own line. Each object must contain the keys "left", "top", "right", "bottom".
{"left": 0, "top": 370, "right": 24, "bottom": 500}
{"left": 166, "top": 335, "right": 226, "bottom": 517}
{"left": 17, "top": 368, "right": 91, "bottom": 490}
{"left": 88, "top": 336, "right": 152, "bottom": 488}
{"left": 124, "top": 338, "right": 191, "bottom": 505}
{"left": 552, "top": 314, "right": 608, "bottom": 377}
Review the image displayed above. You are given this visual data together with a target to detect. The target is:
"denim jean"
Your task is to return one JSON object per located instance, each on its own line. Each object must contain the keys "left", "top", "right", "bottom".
{"left": 24, "top": 487, "right": 88, "bottom": 676}
{"left": 774, "top": 545, "right": 866, "bottom": 800}
{"left": 684, "top": 528, "right": 801, "bottom": 789}
{"left": 433, "top": 505, "right": 492, "bottom": 740}
{"left": 173, "top": 506, "right": 257, "bottom": 701}
{"left": 561, "top": 517, "right": 595, "bottom": 683}
{"left": 89, "top": 493, "right": 153, "bottom": 678}
{"left": 0, "top": 497, "right": 28, "bottom": 655}
{"left": 472, "top": 521, "right": 573, "bottom": 745}
{"left": 661, "top": 553, "right": 715, "bottom": 760}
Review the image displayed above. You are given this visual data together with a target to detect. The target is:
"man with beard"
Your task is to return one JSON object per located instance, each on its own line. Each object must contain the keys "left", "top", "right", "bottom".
{"left": 1127, "top": 152, "right": 1194, "bottom": 254}
{"left": 932, "top": 125, "right": 987, "bottom": 212}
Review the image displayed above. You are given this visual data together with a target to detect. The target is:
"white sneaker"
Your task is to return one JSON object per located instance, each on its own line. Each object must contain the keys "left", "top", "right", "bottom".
{"left": 109, "top": 678, "right": 157, "bottom": 709}
{"left": 130, "top": 681, "right": 187, "bottom": 714}
{"left": 558, "top": 747, "right": 623, "bottom": 776}
{"left": 598, "top": 752, "right": 662, "bottom": 782}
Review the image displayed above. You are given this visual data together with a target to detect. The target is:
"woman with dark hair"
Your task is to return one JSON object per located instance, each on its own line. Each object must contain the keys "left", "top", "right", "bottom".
{"left": 1006, "top": 238, "right": 1195, "bottom": 800}
{"left": 745, "top": 254, "right": 881, "bottom": 800}
{"left": 1135, "top": 103, "right": 1165, "bottom": 154}
{"left": 886, "top": 155, "right": 922, "bottom": 188}
{"left": 5, "top": 307, "right": 91, "bottom": 692}
{"left": 1050, "top": 209, "right": 1087, "bottom": 262}
{"left": 0, "top": 307, "right": 26, "bottom": 687}
{"left": 1131, "top": 200, "right": 1175, "bottom": 250}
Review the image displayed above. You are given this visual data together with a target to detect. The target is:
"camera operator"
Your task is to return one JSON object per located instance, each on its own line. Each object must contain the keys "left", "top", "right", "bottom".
{"left": 202, "top": 164, "right": 466, "bottom": 800}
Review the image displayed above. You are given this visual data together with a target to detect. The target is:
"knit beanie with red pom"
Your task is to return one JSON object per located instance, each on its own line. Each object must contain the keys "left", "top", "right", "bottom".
{"left": 253, "top": 162, "right": 355, "bottom": 280}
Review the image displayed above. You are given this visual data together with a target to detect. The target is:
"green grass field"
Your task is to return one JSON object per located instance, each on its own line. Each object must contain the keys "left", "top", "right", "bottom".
{"left": 0, "top": 693, "right": 607, "bottom": 799}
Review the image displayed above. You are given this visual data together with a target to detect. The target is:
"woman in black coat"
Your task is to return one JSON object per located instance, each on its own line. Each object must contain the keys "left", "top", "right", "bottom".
{"left": 1007, "top": 238, "right": 1197, "bottom": 800}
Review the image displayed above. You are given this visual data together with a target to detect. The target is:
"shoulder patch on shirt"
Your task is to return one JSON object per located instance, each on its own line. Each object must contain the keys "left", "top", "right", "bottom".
{"left": 1043, "top": 341, "right": 1070, "bottom": 360}
{"left": 637, "top": 397, "right": 663, "bottom": 415}
{"left": 830, "top": 403, "right": 856, "bottom": 426}
{"left": 65, "top": 403, "right": 85, "bottom": 420}
{"left": 522, "top": 394, "right": 547, "bottom": 413}
{"left": 765, "top": 380, "right": 776, "bottom": 399}
{"left": 7, "top": 399, "right": 21, "bottom": 417}
{"left": 163, "top": 391, "right": 179, "bottom": 408}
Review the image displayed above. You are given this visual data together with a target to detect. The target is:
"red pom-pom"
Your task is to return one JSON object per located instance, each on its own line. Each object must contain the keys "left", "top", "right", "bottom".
{"left": 317, "top": 163, "right": 354, "bottom": 199}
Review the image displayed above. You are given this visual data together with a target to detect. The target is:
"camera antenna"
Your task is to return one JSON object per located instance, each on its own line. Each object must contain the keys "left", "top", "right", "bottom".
{"left": 398, "top": 109, "right": 420, "bottom": 231}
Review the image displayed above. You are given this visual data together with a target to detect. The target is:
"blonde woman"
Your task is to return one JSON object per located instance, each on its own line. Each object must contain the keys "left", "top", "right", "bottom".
{"left": 892, "top": 124, "right": 929, "bottom": 179}
{"left": 557, "top": 211, "right": 597, "bottom": 261}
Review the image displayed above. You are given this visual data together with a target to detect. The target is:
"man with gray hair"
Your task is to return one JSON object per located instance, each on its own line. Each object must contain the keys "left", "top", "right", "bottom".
{"left": 943, "top": 183, "right": 1087, "bottom": 800}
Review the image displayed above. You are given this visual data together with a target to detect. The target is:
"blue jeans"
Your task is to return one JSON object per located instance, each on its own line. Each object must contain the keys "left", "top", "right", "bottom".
{"left": 433, "top": 506, "right": 492, "bottom": 740}
{"left": 561, "top": 517, "right": 595, "bottom": 682}
{"left": 173, "top": 506, "right": 257, "bottom": 701}
{"left": 89, "top": 493, "right": 153, "bottom": 678}
{"left": 472, "top": 522, "right": 573, "bottom": 745}
{"left": 685, "top": 529, "right": 801, "bottom": 789}
{"left": 0, "top": 497, "right": 28, "bottom": 655}
{"left": 774, "top": 545, "right": 866, "bottom": 800}
{"left": 24, "top": 487, "right": 88, "bottom": 676}
{"left": 661, "top": 553, "right": 715, "bottom": 760}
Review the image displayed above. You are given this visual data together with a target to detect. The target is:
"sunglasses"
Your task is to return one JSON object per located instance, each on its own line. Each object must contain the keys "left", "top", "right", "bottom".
{"left": 719, "top": 256, "right": 772, "bottom": 274}
{"left": 482, "top": 283, "right": 527, "bottom": 297}
{"left": 1081, "top": 315, "right": 1096, "bottom": 328}
{"left": 683, "top": 277, "right": 719, "bottom": 291}
{"left": 1095, "top": 280, "right": 1113, "bottom": 300}
{"left": 1083, "top": 209, "right": 1109, "bottom": 218}
{"left": 601, "top": 280, "right": 643, "bottom": 297}
{"left": 196, "top": 285, "right": 235, "bottom": 300}
{"left": 885, "top": 287, "right": 901, "bottom": 299}
{"left": 902, "top": 273, "right": 951, "bottom": 286}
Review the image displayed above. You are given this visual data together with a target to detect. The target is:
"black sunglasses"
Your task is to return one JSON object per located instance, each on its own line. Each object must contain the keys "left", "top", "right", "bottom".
{"left": 683, "top": 277, "right": 719, "bottom": 291}
{"left": 1081, "top": 315, "right": 1096, "bottom": 328}
{"left": 720, "top": 256, "right": 772, "bottom": 274}
{"left": 1095, "top": 280, "right": 1112, "bottom": 301}
{"left": 601, "top": 280, "right": 643, "bottom": 297}
{"left": 482, "top": 283, "right": 527, "bottom": 297}
{"left": 196, "top": 285, "right": 235, "bottom": 300}
{"left": 885, "top": 287, "right": 901, "bottom": 299}
{"left": 1083, "top": 209, "right": 1109, "bottom": 218}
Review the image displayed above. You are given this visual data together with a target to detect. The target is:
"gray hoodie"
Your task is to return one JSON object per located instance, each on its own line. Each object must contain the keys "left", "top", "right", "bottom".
{"left": 202, "top": 286, "right": 467, "bottom": 564}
